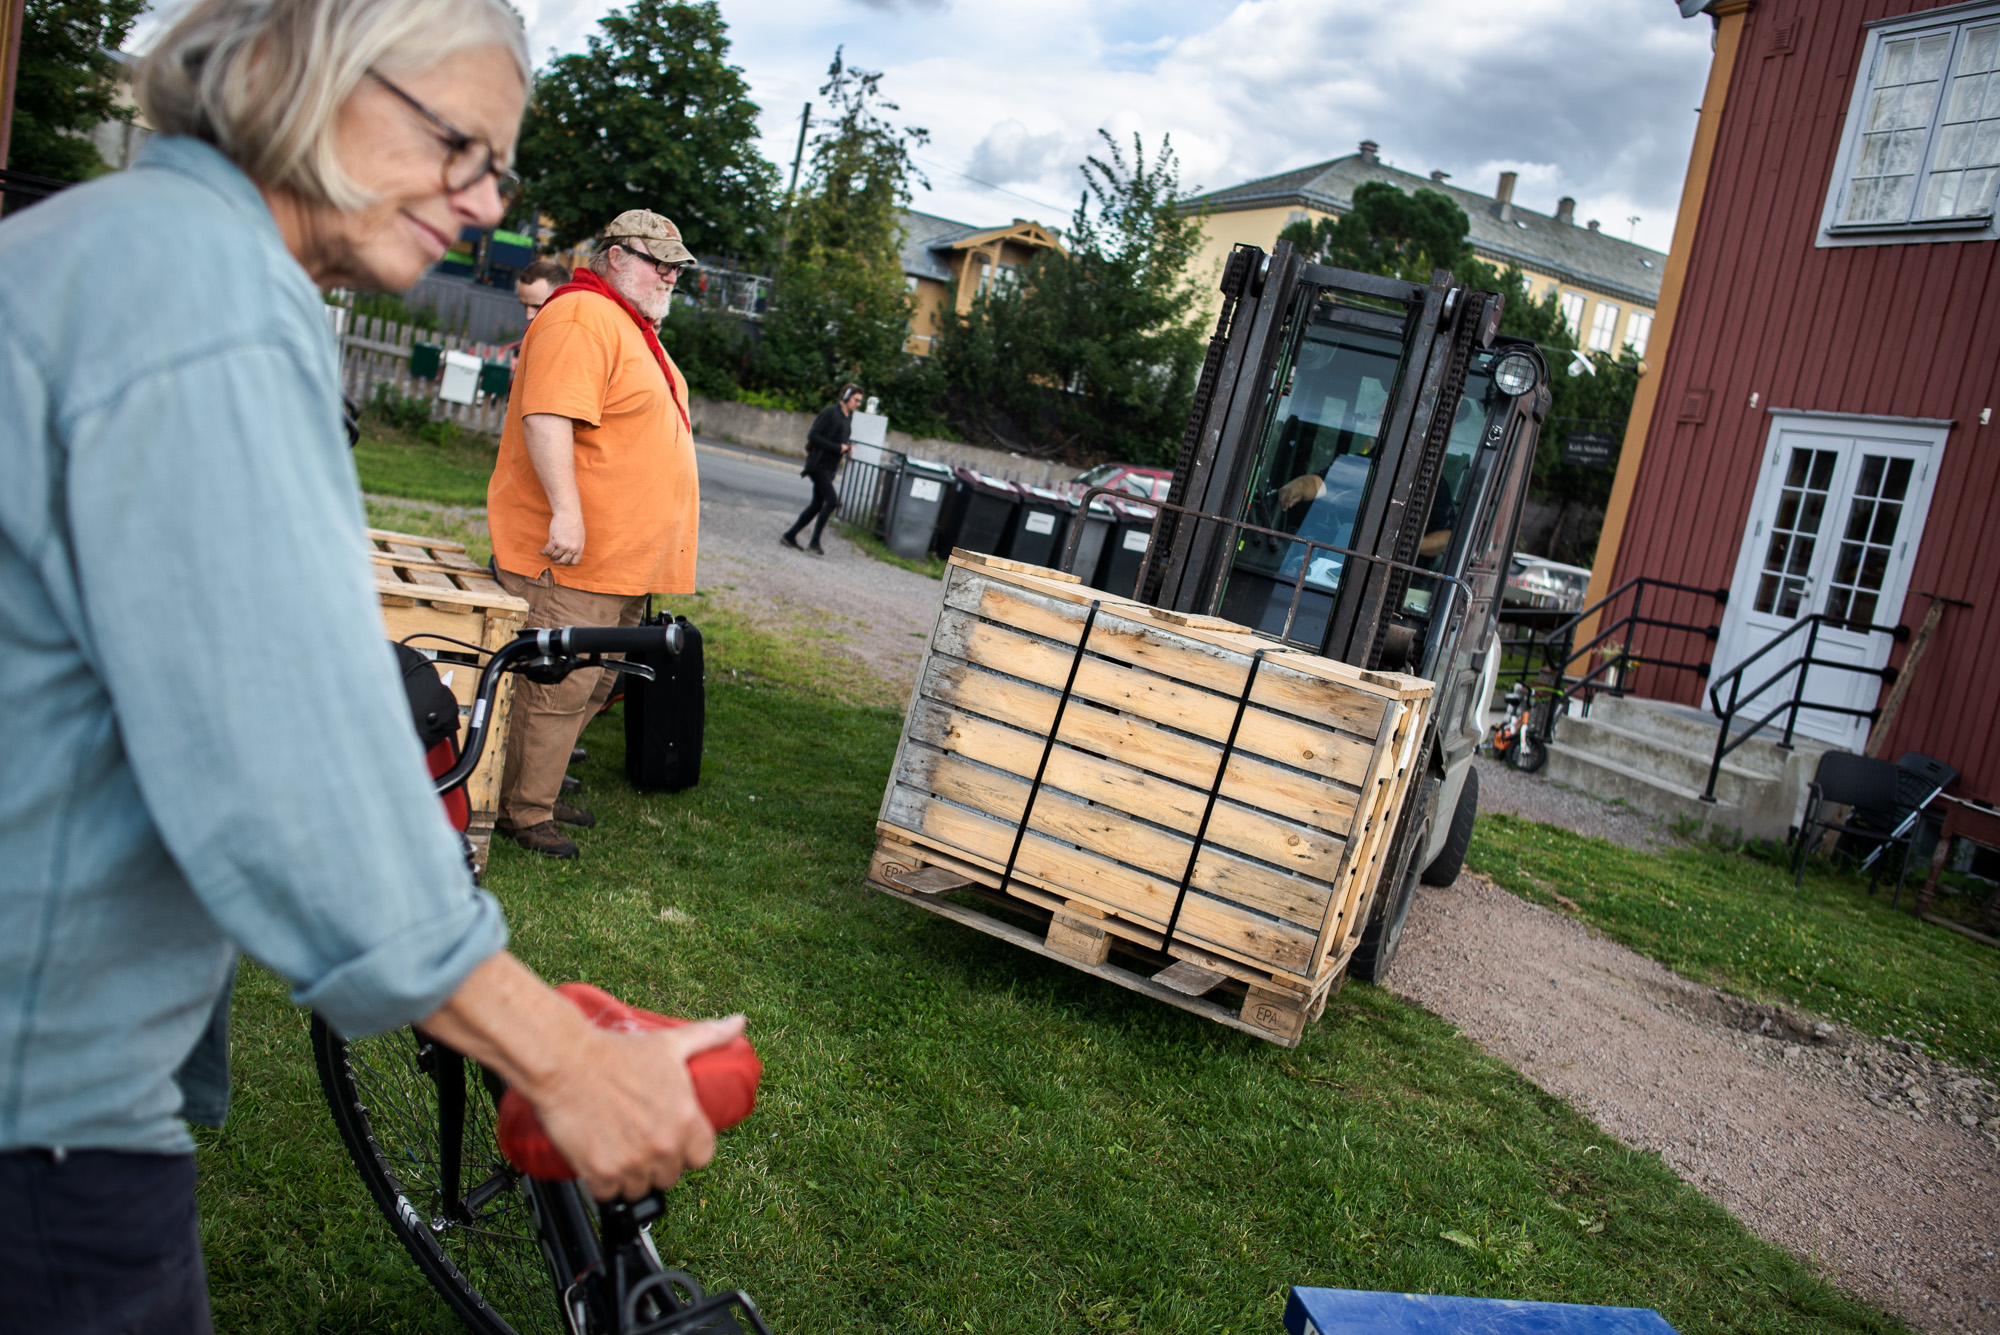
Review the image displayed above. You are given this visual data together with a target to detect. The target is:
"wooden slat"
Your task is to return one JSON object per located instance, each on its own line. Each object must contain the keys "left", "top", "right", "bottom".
{"left": 871, "top": 832, "right": 1320, "bottom": 1000}
{"left": 946, "top": 573, "right": 1396, "bottom": 733}
{"left": 367, "top": 528, "right": 467, "bottom": 553}
{"left": 899, "top": 742, "right": 1333, "bottom": 928}
{"left": 948, "top": 557, "right": 1432, "bottom": 699}
{"left": 863, "top": 878, "right": 1300, "bottom": 1045}
{"left": 930, "top": 609, "right": 1377, "bottom": 787}
{"left": 881, "top": 781, "right": 1322, "bottom": 977}
{"left": 923, "top": 657, "right": 1359, "bottom": 834}
{"left": 906, "top": 699, "right": 1346, "bottom": 877}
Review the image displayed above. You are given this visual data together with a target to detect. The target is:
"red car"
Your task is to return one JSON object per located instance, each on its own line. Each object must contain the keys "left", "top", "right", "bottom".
{"left": 1067, "top": 462, "right": 1173, "bottom": 502}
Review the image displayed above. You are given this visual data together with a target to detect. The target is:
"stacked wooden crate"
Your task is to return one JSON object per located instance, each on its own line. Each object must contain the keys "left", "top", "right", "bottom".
{"left": 868, "top": 553, "right": 1432, "bottom": 1045}
{"left": 369, "top": 530, "right": 527, "bottom": 870}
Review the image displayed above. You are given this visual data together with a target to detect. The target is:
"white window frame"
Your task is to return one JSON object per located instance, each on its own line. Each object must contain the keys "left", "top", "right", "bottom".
{"left": 1626, "top": 310, "right": 1653, "bottom": 358}
{"left": 1820, "top": 0, "right": 2000, "bottom": 248}
{"left": 1557, "top": 290, "right": 1586, "bottom": 335}
{"left": 1587, "top": 301, "right": 1621, "bottom": 353}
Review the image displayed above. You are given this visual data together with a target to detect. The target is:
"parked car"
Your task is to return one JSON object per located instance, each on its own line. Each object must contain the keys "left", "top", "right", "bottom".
{"left": 1066, "top": 462, "right": 1174, "bottom": 502}
{"left": 1504, "top": 554, "right": 1592, "bottom": 611}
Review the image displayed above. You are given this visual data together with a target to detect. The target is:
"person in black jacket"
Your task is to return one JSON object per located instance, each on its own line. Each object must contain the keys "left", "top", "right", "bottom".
{"left": 781, "top": 384, "right": 862, "bottom": 554}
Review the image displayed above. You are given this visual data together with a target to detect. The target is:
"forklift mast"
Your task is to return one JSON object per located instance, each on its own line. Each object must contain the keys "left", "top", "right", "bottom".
{"left": 1143, "top": 242, "right": 1550, "bottom": 684}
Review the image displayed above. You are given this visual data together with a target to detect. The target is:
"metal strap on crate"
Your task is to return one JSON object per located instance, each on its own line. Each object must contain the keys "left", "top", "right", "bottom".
{"left": 1160, "top": 650, "right": 1267, "bottom": 949}
{"left": 998, "top": 600, "right": 1103, "bottom": 898}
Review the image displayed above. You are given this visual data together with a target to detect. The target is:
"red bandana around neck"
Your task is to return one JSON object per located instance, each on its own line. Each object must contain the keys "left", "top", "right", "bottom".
{"left": 541, "top": 268, "right": 690, "bottom": 432}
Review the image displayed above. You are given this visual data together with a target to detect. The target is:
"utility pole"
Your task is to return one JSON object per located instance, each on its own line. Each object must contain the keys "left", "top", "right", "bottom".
{"left": 779, "top": 101, "right": 810, "bottom": 255}
{"left": 0, "top": 0, "right": 26, "bottom": 171}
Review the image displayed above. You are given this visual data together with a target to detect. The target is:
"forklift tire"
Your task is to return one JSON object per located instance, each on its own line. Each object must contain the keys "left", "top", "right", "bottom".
{"left": 1350, "top": 804, "right": 1434, "bottom": 985}
{"left": 1421, "top": 767, "right": 1479, "bottom": 887}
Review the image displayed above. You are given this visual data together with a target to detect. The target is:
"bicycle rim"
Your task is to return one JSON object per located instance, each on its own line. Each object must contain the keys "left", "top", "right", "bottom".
{"left": 312, "top": 1016, "right": 566, "bottom": 1335}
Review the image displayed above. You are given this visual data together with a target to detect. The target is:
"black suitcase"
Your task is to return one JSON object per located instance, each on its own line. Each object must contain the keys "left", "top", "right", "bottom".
{"left": 624, "top": 603, "right": 704, "bottom": 792}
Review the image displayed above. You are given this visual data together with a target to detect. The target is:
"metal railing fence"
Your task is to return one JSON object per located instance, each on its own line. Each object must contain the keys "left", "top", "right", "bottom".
{"left": 835, "top": 451, "right": 905, "bottom": 537}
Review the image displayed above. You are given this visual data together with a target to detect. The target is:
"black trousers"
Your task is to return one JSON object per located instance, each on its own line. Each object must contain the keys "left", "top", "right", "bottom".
{"left": 0, "top": 1149, "right": 211, "bottom": 1335}
{"left": 786, "top": 468, "right": 840, "bottom": 545}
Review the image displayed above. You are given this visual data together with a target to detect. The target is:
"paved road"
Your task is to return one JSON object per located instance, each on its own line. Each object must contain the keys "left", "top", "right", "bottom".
{"left": 692, "top": 440, "right": 941, "bottom": 703}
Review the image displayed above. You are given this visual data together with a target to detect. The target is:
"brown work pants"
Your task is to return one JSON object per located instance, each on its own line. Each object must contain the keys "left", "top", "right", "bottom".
{"left": 494, "top": 566, "right": 646, "bottom": 829}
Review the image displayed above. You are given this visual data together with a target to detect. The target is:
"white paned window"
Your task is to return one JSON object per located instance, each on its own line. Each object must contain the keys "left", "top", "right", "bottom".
{"left": 1823, "top": 4, "right": 2000, "bottom": 245}
{"left": 1626, "top": 310, "right": 1653, "bottom": 358}
{"left": 1587, "top": 302, "right": 1621, "bottom": 353}
{"left": 1558, "top": 291, "right": 1586, "bottom": 334}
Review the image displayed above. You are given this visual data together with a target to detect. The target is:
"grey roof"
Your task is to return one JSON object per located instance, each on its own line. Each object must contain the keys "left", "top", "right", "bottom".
{"left": 899, "top": 209, "right": 988, "bottom": 282}
{"left": 1187, "top": 154, "right": 1667, "bottom": 308}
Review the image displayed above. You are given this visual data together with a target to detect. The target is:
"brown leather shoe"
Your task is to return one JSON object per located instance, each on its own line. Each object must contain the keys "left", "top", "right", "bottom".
{"left": 554, "top": 799, "right": 597, "bottom": 829}
{"left": 502, "top": 820, "right": 578, "bottom": 860}
{"left": 560, "top": 773, "right": 582, "bottom": 795}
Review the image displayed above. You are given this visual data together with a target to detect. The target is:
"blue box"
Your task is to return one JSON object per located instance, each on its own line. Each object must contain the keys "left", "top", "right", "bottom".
{"left": 1285, "top": 1288, "right": 1679, "bottom": 1335}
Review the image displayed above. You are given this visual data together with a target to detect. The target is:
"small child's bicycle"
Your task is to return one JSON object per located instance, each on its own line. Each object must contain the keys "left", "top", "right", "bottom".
{"left": 314, "top": 624, "right": 770, "bottom": 1335}
{"left": 1487, "top": 678, "right": 1563, "bottom": 774}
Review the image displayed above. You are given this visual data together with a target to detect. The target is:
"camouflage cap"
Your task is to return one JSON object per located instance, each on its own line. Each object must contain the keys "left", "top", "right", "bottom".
{"left": 600, "top": 209, "right": 695, "bottom": 264}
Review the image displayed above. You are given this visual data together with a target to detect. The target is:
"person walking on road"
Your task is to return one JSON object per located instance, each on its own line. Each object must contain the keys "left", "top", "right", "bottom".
{"left": 780, "top": 384, "right": 862, "bottom": 555}
{"left": 487, "top": 209, "right": 699, "bottom": 859}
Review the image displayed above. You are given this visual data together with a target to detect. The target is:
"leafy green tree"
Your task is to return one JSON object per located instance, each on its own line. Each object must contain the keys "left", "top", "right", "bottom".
{"left": 515, "top": 0, "right": 776, "bottom": 255}
{"left": 1277, "top": 181, "right": 1477, "bottom": 282}
{"left": 936, "top": 131, "right": 1207, "bottom": 463}
{"left": 755, "top": 49, "right": 927, "bottom": 414}
{"left": 9, "top": 0, "right": 144, "bottom": 182}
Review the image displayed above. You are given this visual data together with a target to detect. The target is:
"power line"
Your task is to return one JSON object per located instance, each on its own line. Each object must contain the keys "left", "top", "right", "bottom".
{"left": 912, "top": 155, "right": 1071, "bottom": 218}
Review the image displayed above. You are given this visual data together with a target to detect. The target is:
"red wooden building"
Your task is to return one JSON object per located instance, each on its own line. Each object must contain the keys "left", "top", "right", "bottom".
{"left": 1589, "top": 0, "right": 2000, "bottom": 803}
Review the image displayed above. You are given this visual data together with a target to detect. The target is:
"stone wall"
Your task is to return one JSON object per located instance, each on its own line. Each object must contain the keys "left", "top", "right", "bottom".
{"left": 687, "top": 395, "right": 1080, "bottom": 486}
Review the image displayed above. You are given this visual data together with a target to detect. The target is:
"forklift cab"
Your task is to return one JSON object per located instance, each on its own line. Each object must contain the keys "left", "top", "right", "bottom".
{"left": 1135, "top": 242, "right": 1550, "bottom": 979}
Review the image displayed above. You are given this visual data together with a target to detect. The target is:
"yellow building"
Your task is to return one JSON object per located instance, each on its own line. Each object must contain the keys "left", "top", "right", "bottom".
{"left": 1185, "top": 141, "right": 1666, "bottom": 358}
{"left": 899, "top": 211, "right": 1063, "bottom": 355}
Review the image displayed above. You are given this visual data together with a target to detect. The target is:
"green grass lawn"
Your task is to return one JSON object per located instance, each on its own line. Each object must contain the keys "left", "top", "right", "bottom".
{"left": 193, "top": 612, "right": 1905, "bottom": 1334}
{"left": 1466, "top": 813, "right": 2000, "bottom": 1072}
{"left": 354, "top": 423, "right": 499, "bottom": 508}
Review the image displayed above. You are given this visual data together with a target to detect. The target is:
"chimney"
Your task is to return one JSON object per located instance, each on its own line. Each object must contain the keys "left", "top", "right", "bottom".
{"left": 1557, "top": 196, "right": 1576, "bottom": 225}
{"left": 1587, "top": 219, "right": 1601, "bottom": 232}
{"left": 1358, "top": 139, "right": 1380, "bottom": 162}
{"left": 1495, "top": 170, "right": 1517, "bottom": 222}
{"left": 1430, "top": 170, "right": 1451, "bottom": 184}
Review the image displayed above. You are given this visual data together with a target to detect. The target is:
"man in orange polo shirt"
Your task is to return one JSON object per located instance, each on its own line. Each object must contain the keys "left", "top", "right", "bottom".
{"left": 487, "top": 210, "right": 697, "bottom": 859}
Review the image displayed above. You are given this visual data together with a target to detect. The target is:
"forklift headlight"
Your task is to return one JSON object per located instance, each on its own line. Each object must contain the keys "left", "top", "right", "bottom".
{"left": 1491, "top": 351, "right": 1538, "bottom": 396}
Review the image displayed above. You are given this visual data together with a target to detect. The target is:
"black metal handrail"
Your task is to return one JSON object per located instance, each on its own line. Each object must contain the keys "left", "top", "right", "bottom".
{"left": 833, "top": 448, "right": 904, "bottom": 537}
{"left": 1059, "top": 485, "right": 1474, "bottom": 660}
{"left": 0, "top": 168, "right": 73, "bottom": 209}
{"left": 1512, "top": 575, "right": 1729, "bottom": 709}
{"left": 1699, "top": 612, "right": 1910, "bottom": 802}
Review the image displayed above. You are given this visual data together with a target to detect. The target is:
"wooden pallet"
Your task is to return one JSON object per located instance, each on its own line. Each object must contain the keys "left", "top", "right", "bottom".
{"left": 369, "top": 529, "right": 528, "bottom": 871}
{"left": 870, "top": 552, "right": 1432, "bottom": 1044}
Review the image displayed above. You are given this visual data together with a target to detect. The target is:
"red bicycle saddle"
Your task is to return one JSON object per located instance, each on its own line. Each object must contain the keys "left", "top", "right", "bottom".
{"left": 496, "top": 982, "right": 761, "bottom": 1181}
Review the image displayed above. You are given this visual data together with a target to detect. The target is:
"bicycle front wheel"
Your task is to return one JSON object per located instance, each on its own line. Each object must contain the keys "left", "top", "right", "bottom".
{"left": 312, "top": 1016, "right": 565, "bottom": 1335}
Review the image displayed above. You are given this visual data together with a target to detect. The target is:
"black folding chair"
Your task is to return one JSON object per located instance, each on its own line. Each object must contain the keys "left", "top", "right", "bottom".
{"left": 1857, "top": 754, "right": 1959, "bottom": 900}
{"left": 1793, "top": 752, "right": 1918, "bottom": 898}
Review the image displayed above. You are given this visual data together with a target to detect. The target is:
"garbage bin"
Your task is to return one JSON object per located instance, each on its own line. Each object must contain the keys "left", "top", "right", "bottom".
{"left": 1097, "top": 498, "right": 1158, "bottom": 597}
{"left": 1004, "top": 483, "right": 1071, "bottom": 567}
{"left": 884, "top": 457, "right": 952, "bottom": 560}
{"left": 1061, "top": 495, "right": 1117, "bottom": 585}
{"left": 934, "top": 467, "right": 1020, "bottom": 558}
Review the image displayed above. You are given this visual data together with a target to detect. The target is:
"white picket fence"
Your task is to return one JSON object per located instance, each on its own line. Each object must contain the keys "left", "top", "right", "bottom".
{"left": 328, "top": 296, "right": 512, "bottom": 436}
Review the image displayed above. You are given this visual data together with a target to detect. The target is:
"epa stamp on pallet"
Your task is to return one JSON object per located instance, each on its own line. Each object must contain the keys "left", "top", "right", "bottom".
{"left": 867, "top": 552, "right": 1432, "bottom": 1046}
{"left": 369, "top": 529, "right": 528, "bottom": 871}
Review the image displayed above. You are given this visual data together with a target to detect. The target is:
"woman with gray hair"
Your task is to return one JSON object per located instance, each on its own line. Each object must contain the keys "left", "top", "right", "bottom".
{"left": 0, "top": 0, "right": 742, "bottom": 1327}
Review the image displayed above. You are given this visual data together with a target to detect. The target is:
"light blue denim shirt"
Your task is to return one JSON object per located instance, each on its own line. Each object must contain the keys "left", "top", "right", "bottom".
{"left": 0, "top": 136, "right": 508, "bottom": 1153}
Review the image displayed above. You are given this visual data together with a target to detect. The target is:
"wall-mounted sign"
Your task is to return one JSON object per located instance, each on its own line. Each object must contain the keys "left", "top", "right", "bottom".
{"left": 1563, "top": 430, "right": 1617, "bottom": 469}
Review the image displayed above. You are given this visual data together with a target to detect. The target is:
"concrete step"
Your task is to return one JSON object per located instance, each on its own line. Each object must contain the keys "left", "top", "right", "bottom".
{"left": 1553, "top": 714, "right": 1770, "bottom": 808}
{"left": 1540, "top": 742, "right": 1747, "bottom": 834}
{"left": 1580, "top": 695, "right": 1802, "bottom": 779}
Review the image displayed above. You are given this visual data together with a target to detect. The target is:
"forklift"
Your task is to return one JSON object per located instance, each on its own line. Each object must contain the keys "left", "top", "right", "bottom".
{"left": 1094, "top": 240, "right": 1551, "bottom": 982}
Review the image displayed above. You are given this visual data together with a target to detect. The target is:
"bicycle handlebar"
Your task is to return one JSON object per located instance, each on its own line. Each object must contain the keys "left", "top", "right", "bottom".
{"left": 529, "top": 624, "right": 684, "bottom": 657}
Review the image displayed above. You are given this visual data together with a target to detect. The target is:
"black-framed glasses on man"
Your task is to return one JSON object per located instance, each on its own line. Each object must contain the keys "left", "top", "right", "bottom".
{"left": 367, "top": 69, "right": 522, "bottom": 202}
{"left": 613, "top": 244, "right": 694, "bottom": 279}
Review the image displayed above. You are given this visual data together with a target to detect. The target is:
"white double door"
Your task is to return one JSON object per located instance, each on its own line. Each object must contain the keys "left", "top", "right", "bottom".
{"left": 1712, "top": 413, "right": 1945, "bottom": 750}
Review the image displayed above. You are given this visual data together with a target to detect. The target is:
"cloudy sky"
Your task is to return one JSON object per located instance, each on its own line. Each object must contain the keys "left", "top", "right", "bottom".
{"left": 507, "top": 0, "right": 1715, "bottom": 254}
